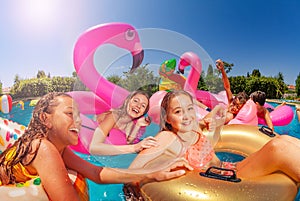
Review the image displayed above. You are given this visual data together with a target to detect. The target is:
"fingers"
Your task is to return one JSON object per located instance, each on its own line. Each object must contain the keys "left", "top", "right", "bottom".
{"left": 215, "top": 59, "right": 224, "bottom": 69}
{"left": 162, "top": 170, "right": 186, "bottom": 180}
{"left": 141, "top": 136, "right": 158, "bottom": 148}
{"left": 168, "top": 158, "right": 193, "bottom": 171}
{"left": 156, "top": 159, "right": 193, "bottom": 181}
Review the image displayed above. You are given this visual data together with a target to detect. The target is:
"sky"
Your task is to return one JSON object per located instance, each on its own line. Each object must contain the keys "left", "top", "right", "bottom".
{"left": 1, "top": 0, "right": 300, "bottom": 88}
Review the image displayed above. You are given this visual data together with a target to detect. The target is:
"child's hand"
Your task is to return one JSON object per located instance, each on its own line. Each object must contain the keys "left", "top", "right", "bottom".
{"left": 215, "top": 59, "right": 224, "bottom": 71}
{"left": 134, "top": 136, "right": 158, "bottom": 153}
{"left": 136, "top": 115, "right": 151, "bottom": 127}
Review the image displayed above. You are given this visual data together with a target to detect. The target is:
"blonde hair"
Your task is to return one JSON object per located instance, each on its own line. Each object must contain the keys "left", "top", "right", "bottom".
{"left": 114, "top": 90, "right": 150, "bottom": 119}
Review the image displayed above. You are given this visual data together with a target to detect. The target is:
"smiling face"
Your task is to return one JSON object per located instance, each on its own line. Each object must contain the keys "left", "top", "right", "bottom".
{"left": 126, "top": 93, "right": 149, "bottom": 119}
{"left": 165, "top": 93, "right": 197, "bottom": 133}
{"left": 228, "top": 98, "right": 244, "bottom": 115}
{"left": 46, "top": 96, "right": 82, "bottom": 147}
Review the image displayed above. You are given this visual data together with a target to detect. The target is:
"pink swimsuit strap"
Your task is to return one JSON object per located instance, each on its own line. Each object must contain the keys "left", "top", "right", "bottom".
{"left": 185, "top": 133, "right": 214, "bottom": 170}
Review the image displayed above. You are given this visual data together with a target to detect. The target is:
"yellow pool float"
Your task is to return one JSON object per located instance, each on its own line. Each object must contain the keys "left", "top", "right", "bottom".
{"left": 140, "top": 124, "right": 298, "bottom": 201}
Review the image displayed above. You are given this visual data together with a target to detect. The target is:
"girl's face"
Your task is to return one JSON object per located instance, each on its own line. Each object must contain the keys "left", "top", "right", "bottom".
{"left": 47, "top": 96, "right": 82, "bottom": 146}
{"left": 127, "top": 94, "right": 148, "bottom": 119}
{"left": 166, "top": 94, "right": 196, "bottom": 133}
{"left": 228, "top": 98, "right": 243, "bottom": 114}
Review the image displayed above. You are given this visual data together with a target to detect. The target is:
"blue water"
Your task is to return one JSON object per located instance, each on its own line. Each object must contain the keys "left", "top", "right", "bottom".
{"left": 1, "top": 101, "right": 299, "bottom": 201}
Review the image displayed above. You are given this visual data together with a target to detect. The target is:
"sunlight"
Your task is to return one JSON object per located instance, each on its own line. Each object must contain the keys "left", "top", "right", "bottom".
{"left": 11, "top": 0, "right": 65, "bottom": 38}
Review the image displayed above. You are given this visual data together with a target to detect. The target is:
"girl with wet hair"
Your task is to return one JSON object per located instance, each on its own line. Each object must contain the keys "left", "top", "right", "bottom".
{"left": 0, "top": 92, "right": 192, "bottom": 201}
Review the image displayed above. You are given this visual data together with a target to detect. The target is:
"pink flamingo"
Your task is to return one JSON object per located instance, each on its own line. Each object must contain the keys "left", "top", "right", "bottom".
{"left": 69, "top": 23, "right": 145, "bottom": 153}
{"left": 72, "top": 22, "right": 144, "bottom": 109}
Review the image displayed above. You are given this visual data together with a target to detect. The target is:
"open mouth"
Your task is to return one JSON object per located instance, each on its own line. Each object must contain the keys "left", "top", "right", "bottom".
{"left": 69, "top": 128, "right": 79, "bottom": 135}
{"left": 182, "top": 121, "right": 192, "bottom": 126}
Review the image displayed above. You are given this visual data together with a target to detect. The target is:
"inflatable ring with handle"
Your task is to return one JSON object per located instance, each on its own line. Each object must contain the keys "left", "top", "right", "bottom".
{"left": 140, "top": 124, "right": 298, "bottom": 201}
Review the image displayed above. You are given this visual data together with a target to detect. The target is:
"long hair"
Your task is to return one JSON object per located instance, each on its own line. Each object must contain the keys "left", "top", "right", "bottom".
{"left": 114, "top": 90, "right": 150, "bottom": 119}
{"left": 0, "top": 92, "right": 71, "bottom": 184}
{"left": 159, "top": 90, "right": 194, "bottom": 132}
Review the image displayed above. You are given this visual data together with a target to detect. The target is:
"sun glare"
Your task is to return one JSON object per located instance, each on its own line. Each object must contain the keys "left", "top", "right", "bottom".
{"left": 12, "top": 0, "right": 64, "bottom": 38}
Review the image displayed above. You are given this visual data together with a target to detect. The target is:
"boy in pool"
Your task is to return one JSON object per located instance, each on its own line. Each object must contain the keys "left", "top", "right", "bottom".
{"left": 250, "top": 91, "right": 274, "bottom": 131}
{"left": 0, "top": 92, "right": 192, "bottom": 201}
{"left": 250, "top": 91, "right": 287, "bottom": 131}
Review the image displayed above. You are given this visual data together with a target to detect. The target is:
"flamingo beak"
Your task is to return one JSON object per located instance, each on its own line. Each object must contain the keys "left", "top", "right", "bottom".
{"left": 130, "top": 50, "right": 144, "bottom": 73}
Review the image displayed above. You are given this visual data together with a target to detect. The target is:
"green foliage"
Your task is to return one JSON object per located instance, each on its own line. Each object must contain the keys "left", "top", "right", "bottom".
{"left": 229, "top": 76, "right": 247, "bottom": 94}
{"left": 200, "top": 65, "right": 223, "bottom": 93}
{"left": 197, "top": 71, "right": 208, "bottom": 90}
{"left": 251, "top": 69, "right": 261, "bottom": 77}
{"left": 107, "top": 75, "right": 122, "bottom": 84}
{"left": 198, "top": 61, "right": 288, "bottom": 99}
{"left": 37, "top": 70, "right": 47, "bottom": 78}
{"left": 7, "top": 62, "right": 297, "bottom": 100}
{"left": 116, "top": 64, "right": 159, "bottom": 96}
{"left": 296, "top": 73, "right": 300, "bottom": 96}
{"left": 10, "top": 76, "right": 83, "bottom": 99}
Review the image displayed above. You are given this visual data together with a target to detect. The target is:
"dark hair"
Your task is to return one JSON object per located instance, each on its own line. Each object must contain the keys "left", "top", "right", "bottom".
{"left": 0, "top": 92, "right": 71, "bottom": 185}
{"left": 115, "top": 90, "right": 150, "bottom": 119}
{"left": 250, "top": 91, "right": 266, "bottom": 106}
{"left": 159, "top": 90, "right": 194, "bottom": 131}
{"left": 234, "top": 91, "right": 249, "bottom": 105}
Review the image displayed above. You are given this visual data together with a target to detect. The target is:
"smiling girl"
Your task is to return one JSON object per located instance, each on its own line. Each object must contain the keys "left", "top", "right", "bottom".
{"left": 0, "top": 92, "right": 192, "bottom": 201}
{"left": 89, "top": 91, "right": 158, "bottom": 155}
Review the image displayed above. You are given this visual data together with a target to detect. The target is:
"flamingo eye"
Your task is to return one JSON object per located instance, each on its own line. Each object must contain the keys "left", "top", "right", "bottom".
{"left": 125, "top": 29, "right": 135, "bottom": 41}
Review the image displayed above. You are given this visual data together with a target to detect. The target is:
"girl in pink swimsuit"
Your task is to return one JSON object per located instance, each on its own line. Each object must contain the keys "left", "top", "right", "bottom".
{"left": 124, "top": 90, "right": 300, "bottom": 200}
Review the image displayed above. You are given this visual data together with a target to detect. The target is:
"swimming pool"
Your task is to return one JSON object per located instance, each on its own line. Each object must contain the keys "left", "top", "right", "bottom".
{"left": 1, "top": 101, "right": 299, "bottom": 201}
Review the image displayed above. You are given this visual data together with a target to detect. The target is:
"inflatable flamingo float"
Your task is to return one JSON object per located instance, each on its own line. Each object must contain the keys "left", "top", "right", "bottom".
{"left": 72, "top": 22, "right": 144, "bottom": 109}
{"left": 149, "top": 52, "right": 258, "bottom": 126}
{"left": 69, "top": 23, "right": 145, "bottom": 153}
{"left": 148, "top": 52, "right": 210, "bottom": 124}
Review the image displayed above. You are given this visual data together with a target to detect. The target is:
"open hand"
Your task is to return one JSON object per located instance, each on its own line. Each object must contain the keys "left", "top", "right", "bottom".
{"left": 150, "top": 158, "right": 193, "bottom": 182}
{"left": 134, "top": 136, "right": 158, "bottom": 153}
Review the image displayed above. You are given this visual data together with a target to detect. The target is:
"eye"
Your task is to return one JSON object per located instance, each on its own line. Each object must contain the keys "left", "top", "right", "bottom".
{"left": 174, "top": 109, "right": 182, "bottom": 114}
{"left": 141, "top": 104, "right": 146, "bottom": 108}
{"left": 188, "top": 106, "right": 194, "bottom": 111}
{"left": 125, "top": 29, "right": 135, "bottom": 41}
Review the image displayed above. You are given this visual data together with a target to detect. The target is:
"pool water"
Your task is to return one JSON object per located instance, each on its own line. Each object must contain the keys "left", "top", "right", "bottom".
{"left": 1, "top": 101, "right": 299, "bottom": 201}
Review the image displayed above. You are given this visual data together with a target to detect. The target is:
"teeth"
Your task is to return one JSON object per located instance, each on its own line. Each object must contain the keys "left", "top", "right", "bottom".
{"left": 69, "top": 128, "right": 79, "bottom": 133}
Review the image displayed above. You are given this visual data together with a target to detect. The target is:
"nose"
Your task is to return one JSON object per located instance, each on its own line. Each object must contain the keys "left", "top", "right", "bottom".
{"left": 182, "top": 111, "right": 189, "bottom": 120}
{"left": 74, "top": 114, "right": 82, "bottom": 126}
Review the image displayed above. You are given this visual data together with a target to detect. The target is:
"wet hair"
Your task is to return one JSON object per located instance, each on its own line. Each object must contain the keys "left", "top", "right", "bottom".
{"left": 0, "top": 92, "right": 71, "bottom": 185}
{"left": 115, "top": 90, "right": 150, "bottom": 119}
{"left": 250, "top": 91, "right": 266, "bottom": 106}
{"left": 160, "top": 90, "right": 194, "bottom": 131}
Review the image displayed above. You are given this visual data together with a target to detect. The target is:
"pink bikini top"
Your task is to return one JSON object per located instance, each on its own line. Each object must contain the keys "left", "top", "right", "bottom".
{"left": 185, "top": 134, "right": 214, "bottom": 170}
{"left": 104, "top": 126, "right": 146, "bottom": 145}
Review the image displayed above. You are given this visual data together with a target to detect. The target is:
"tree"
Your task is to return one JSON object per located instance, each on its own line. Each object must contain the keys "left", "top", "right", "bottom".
{"left": 117, "top": 64, "right": 159, "bottom": 96}
{"left": 37, "top": 70, "right": 47, "bottom": 78}
{"left": 296, "top": 72, "right": 300, "bottom": 96}
{"left": 197, "top": 70, "right": 208, "bottom": 90}
{"left": 251, "top": 69, "right": 261, "bottom": 77}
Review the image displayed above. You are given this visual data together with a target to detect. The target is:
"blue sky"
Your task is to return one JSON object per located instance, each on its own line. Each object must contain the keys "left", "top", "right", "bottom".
{"left": 1, "top": 0, "right": 299, "bottom": 88}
